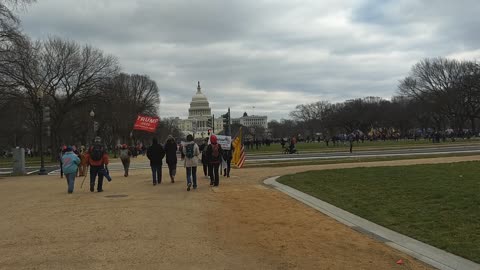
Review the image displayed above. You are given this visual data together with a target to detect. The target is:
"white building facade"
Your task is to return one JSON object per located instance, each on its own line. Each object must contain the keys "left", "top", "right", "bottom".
{"left": 176, "top": 82, "right": 223, "bottom": 138}
{"left": 232, "top": 112, "right": 268, "bottom": 129}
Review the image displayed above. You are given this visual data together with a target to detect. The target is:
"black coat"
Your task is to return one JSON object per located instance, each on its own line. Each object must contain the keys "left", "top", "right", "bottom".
{"left": 222, "top": 144, "right": 234, "bottom": 161}
{"left": 147, "top": 143, "right": 165, "bottom": 166}
{"left": 206, "top": 143, "right": 223, "bottom": 164}
{"left": 164, "top": 141, "right": 178, "bottom": 164}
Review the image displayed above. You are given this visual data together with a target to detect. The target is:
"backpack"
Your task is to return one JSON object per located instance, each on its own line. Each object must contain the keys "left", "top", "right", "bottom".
{"left": 185, "top": 144, "right": 194, "bottom": 159}
{"left": 90, "top": 144, "right": 105, "bottom": 161}
{"left": 212, "top": 144, "right": 220, "bottom": 159}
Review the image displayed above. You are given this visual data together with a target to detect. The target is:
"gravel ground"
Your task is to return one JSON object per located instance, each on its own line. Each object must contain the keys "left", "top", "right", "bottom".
{"left": 2, "top": 155, "right": 477, "bottom": 269}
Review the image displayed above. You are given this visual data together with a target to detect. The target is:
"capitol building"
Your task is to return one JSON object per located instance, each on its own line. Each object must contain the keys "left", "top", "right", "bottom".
{"left": 174, "top": 82, "right": 268, "bottom": 138}
{"left": 174, "top": 82, "right": 224, "bottom": 138}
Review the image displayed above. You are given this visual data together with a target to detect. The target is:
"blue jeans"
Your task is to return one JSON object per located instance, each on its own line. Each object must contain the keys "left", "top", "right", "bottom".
{"left": 151, "top": 164, "right": 162, "bottom": 184}
{"left": 65, "top": 173, "right": 75, "bottom": 193}
{"left": 186, "top": 167, "right": 197, "bottom": 188}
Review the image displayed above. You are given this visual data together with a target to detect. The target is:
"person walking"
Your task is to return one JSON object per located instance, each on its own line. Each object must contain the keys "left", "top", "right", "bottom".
{"left": 119, "top": 144, "right": 132, "bottom": 177}
{"left": 146, "top": 138, "right": 165, "bottom": 186}
{"left": 59, "top": 146, "right": 66, "bottom": 178}
{"left": 61, "top": 146, "right": 80, "bottom": 194}
{"left": 181, "top": 134, "right": 200, "bottom": 191}
{"left": 222, "top": 142, "right": 234, "bottom": 177}
{"left": 349, "top": 133, "right": 354, "bottom": 153}
{"left": 78, "top": 146, "right": 87, "bottom": 177}
{"left": 199, "top": 138, "right": 209, "bottom": 178}
{"left": 86, "top": 137, "right": 110, "bottom": 192}
{"left": 164, "top": 135, "right": 178, "bottom": 183}
{"left": 206, "top": 135, "right": 223, "bottom": 187}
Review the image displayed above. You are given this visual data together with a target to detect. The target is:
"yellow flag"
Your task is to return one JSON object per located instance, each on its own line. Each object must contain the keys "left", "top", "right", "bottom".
{"left": 232, "top": 127, "right": 242, "bottom": 164}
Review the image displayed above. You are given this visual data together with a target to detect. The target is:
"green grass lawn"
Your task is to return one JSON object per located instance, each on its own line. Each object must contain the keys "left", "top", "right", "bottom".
{"left": 277, "top": 162, "right": 480, "bottom": 263}
{"left": 246, "top": 138, "right": 480, "bottom": 155}
{"left": 246, "top": 152, "right": 480, "bottom": 168}
{"left": 0, "top": 156, "right": 57, "bottom": 167}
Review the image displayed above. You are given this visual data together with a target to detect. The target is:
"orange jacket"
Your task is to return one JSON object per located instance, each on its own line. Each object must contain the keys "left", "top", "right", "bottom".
{"left": 86, "top": 153, "right": 109, "bottom": 167}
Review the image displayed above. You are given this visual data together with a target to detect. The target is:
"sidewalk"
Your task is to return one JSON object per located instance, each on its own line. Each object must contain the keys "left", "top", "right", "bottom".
{"left": 1, "top": 155, "right": 478, "bottom": 269}
{"left": 264, "top": 177, "right": 480, "bottom": 270}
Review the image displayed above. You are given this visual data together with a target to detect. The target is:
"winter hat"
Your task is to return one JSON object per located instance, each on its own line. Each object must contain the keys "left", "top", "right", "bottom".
{"left": 210, "top": 135, "right": 218, "bottom": 144}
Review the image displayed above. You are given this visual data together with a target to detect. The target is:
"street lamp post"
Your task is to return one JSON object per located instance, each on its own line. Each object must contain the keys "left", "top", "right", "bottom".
{"left": 89, "top": 109, "right": 95, "bottom": 145}
{"left": 37, "top": 90, "right": 47, "bottom": 175}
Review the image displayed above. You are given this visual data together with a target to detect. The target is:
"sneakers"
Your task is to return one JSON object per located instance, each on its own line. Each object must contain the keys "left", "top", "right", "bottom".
{"left": 187, "top": 183, "right": 192, "bottom": 191}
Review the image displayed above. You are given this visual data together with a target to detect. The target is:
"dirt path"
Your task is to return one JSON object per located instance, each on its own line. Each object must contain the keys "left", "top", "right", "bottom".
{"left": 1, "top": 155, "right": 478, "bottom": 269}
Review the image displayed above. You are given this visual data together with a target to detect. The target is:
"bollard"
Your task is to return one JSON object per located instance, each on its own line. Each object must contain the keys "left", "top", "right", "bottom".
{"left": 12, "top": 147, "right": 26, "bottom": 175}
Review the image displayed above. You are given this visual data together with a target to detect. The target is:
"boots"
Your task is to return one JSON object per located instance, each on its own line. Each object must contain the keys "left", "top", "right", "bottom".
{"left": 171, "top": 176, "right": 175, "bottom": 183}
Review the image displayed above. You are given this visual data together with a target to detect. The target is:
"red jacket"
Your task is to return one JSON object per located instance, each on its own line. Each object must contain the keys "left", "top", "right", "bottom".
{"left": 86, "top": 153, "right": 109, "bottom": 166}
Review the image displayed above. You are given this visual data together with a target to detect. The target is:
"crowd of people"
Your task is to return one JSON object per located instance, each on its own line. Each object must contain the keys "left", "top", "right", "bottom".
{"left": 57, "top": 134, "right": 234, "bottom": 194}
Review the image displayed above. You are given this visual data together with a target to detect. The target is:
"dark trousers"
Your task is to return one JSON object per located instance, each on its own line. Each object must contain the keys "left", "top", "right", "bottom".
{"left": 90, "top": 165, "right": 104, "bottom": 191}
{"left": 224, "top": 159, "right": 231, "bottom": 177}
{"left": 208, "top": 163, "right": 220, "bottom": 186}
{"left": 203, "top": 162, "right": 208, "bottom": 176}
{"left": 167, "top": 162, "right": 176, "bottom": 177}
{"left": 151, "top": 164, "right": 162, "bottom": 184}
{"left": 121, "top": 158, "right": 130, "bottom": 176}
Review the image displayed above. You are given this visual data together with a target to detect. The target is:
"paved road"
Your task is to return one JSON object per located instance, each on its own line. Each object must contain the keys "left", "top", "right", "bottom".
{"left": 245, "top": 144, "right": 480, "bottom": 162}
{"left": 2, "top": 144, "right": 480, "bottom": 176}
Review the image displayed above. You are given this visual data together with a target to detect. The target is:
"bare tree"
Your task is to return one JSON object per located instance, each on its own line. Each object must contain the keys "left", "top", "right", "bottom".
{"left": 399, "top": 58, "right": 480, "bottom": 131}
{"left": 97, "top": 73, "right": 160, "bottom": 147}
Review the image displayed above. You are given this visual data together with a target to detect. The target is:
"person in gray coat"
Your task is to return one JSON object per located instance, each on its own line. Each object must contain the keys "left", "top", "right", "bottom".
{"left": 181, "top": 134, "right": 200, "bottom": 191}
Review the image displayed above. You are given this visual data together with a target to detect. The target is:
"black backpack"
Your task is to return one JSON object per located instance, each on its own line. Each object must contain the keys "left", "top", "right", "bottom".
{"left": 90, "top": 144, "right": 105, "bottom": 161}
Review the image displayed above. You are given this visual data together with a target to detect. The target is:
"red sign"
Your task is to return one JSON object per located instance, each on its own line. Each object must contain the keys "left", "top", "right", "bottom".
{"left": 133, "top": 115, "right": 160, "bottom": 133}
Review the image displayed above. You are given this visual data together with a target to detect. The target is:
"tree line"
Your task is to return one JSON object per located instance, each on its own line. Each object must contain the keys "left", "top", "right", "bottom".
{"left": 269, "top": 58, "right": 480, "bottom": 141}
{"left": 0, "top": 1, "right": 168, "bottom": 155}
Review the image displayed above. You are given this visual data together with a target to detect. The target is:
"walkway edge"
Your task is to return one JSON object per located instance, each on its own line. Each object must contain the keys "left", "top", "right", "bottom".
{"left": 264, "top": 176, "right": 480, "bottom": 270}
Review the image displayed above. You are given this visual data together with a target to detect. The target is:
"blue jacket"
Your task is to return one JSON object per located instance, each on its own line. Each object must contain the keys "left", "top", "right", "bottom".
{"left": 62, "top": 151, "right": 80, "bottom": 174}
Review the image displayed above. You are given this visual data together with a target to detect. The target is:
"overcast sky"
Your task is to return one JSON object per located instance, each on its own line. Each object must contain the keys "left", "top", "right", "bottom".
{"left": 19, "top": 0, "right": 480, "bottom": 120}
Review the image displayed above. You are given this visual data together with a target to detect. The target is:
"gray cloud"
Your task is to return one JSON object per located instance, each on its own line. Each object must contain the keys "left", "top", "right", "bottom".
{"left": 18, "top": 0, "right": 480, "bottom": 120}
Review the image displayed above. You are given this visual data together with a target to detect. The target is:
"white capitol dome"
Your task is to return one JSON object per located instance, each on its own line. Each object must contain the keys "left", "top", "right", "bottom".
{"left": 188, "top": 81, "right": 212, "bottom": 119}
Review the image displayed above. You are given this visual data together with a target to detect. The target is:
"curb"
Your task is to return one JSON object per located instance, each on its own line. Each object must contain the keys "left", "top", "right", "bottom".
{"left": 264, "top": 176, "right": 480, "bottom": 270}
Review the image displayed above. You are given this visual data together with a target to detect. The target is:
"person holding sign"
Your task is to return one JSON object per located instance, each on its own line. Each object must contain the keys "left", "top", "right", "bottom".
{"left": 199, "top": 138, "right": 209, "bottom": 178}
{"left": 181, "top": 134, "right": 200, "bottom": 191}
{"left": 223, "top": 142, "right": 234, "bottom": 177}
{"left": 206, "top": 135, "right": 223, "bottom": 187}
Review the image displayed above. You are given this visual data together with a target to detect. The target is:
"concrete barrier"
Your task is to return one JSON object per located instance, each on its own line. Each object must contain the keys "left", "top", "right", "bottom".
{"left": 12, "top": 147, "right": 26, "bottom": 175}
